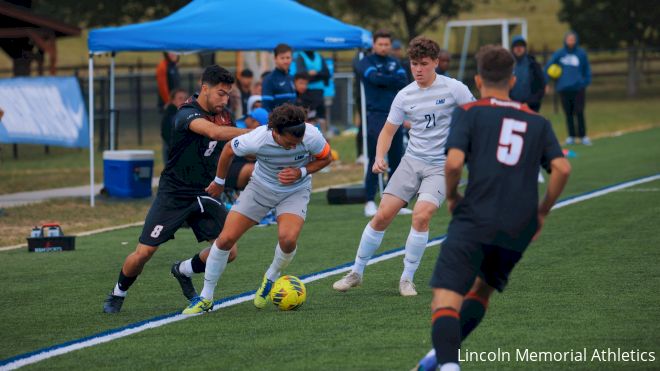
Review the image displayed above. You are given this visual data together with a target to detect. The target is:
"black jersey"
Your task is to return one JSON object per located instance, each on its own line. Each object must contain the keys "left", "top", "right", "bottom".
{"left": 158, "top": 95, "right": 233, "bottom": 196}
{"left": 445, "top": 98, "right": 564, "bottom": 251}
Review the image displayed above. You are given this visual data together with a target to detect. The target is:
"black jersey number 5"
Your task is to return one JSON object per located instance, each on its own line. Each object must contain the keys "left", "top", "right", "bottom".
{"left": 497, "top": 118, "right": 527, "bottom": 166}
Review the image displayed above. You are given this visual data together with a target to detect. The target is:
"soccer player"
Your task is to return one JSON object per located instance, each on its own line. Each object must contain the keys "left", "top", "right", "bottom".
{"left": 103, "top": 65, "right": 247, "bottom": 313}
{"left": 333, "top": 36, "right": 475, "bottom": 297}
{"left": 182, "top": 103, "right": 332, "bottom": 314}
{"left": 422, "top": 45, "right": 571, "bottom": 371}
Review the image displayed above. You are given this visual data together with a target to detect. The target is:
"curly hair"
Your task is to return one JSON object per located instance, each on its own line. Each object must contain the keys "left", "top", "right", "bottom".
{"left": 408, "top": 36, "right": 440, "bottom": 61}
{"left": 476, "top": 45, "right": 515, "bottom": 87}
{"left": 201, "top": 65, "right": 235, "bottom": 87}
{"left": 267, "top": 103, "right": 307, "bottom": 138}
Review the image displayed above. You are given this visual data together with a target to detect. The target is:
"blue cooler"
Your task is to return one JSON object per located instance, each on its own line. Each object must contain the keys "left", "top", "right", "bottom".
{"left": 103, "top": 150, "right": 154, "bottom": 198}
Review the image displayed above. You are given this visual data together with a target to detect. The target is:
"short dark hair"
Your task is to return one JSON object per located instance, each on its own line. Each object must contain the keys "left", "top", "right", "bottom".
{"left": 201, "top": 65, "right": 235, "bottom": 86}
{"left": 372, "top": 29, "right": 391, "bottom": 42}
{"left": 476, "top": 45, "right": 515, "bottom": 88}
{"left": 408, "top": 36, "right": 440, "bottom": 61}
{"left": 240, "top": 69, "right": 253, "bottom": 78}
{"left": 268, "top": 103, "right": 306, "bottom": 138}
{"left": 274, "top": 43, "right": 293, "bottom": 56}
{"left": 294, "top": 72, "right": 309, "bottom": 81}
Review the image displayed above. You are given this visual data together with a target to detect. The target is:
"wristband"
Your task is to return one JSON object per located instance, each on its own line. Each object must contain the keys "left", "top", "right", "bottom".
{"left": 214, "top": 176, "right": 226, "bottom": 186}
{"left": 299, "top": 167, "right": 308, "bottom": 178}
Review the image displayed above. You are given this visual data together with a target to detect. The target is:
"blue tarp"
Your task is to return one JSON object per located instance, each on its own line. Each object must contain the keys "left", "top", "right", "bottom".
{"left": 88, "top": 0, "right": 371, "bottom": 53}
{"left": 0, "top": 77, "right": 89, "bottom": 148}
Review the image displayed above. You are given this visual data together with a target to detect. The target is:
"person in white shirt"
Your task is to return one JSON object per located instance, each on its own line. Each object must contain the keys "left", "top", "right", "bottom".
{"left": 333, "top": 36, "right": 475, "bottom": 296}
{"left": 182, "top": 103, "right": 333, "bottom": 314}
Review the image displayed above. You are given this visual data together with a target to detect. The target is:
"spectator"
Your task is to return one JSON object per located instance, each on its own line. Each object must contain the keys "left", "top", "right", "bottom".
{"left": 156, "top": 52, "right": 181, "bottom": 110}
{"left": 356, "top": 29, "right": 409, "bottom": 217}
{"left": 251, "top": 80, "right": 262, "bottom": 96}
{"left": 246, "top": 95, "right": 263, "bottom": 114}
{"left": 545, "top": 31, "right": 592, "bottom": 145}
{"left": 236, "top": 107, "right": 269, "bottom": 129}
{"left": 510, "top": 35, "right": 546, "bottom": 112}
{"left": 392, "top": 39, "right": 413, "bottom": 83}
{"left": 236, "top": 69, "right": 254, "bottom": 114}
{"left": 436, "top": 49, "right": 451, "bottom": 76}
{"left": 262, "top": 44, "right": 296, "bottom": 111}
{"left": 291, "top": 50, "right": 330, "bottom": 132}
{"left": 160, "top": 88, "right": 188, "bottom": 163}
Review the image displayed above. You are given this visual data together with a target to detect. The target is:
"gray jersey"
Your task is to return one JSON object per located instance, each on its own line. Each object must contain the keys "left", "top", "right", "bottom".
{"left": 387, "top": 74, "right": 475, "bottom": 165}
{"left": 231, "top": 124, "right": 329, "bottom": 193}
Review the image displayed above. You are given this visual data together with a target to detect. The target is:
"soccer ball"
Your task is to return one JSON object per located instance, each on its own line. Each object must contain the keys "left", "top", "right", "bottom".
{"left": 547, "top": 63, "right": 562, "bottom": 80}
{"left": 269, "top": 275, "right": 306, "bottom": 311}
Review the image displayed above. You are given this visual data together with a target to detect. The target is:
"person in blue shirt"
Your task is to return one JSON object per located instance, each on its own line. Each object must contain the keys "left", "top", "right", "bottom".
{"left": 262, "top": 44, "right": 296, "bottom": 112}
{"left": 510, "top": 35, "right": 545, "bottom": 112}
{"left": 356, "top": 29, "right": 409, "bottom": 217}
{"left": 545, "top": 31, "right": 592, "bottom": 145}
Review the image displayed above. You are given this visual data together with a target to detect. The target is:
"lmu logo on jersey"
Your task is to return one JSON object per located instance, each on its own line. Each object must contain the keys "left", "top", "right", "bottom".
{"left": 436, "top": 99, "right": 446, "bottom": 105}
{"left": 295, "top": 154, "right": 306, "bottom": 160}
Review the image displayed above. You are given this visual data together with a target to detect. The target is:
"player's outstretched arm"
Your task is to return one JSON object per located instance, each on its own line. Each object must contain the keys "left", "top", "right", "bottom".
{"left": 445, "top": 148, "right": 466, "bottom": 214}
{"left": 373, "top": 122, "right": 398, "bottom": 173}
{"left": 189, "top": 118, "right": 249, "bottom": 141}
{"left": 534, "top": 157, "right": 571, "bottom": 240}
{"left": 205, "top": 141, "right": 236, "bottom": 198}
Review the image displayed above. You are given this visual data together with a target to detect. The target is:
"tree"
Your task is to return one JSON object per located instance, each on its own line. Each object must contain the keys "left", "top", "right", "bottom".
{"left": 32, "top": 0, "right": 188, "bottom": 28}
{"left": 558, "top": 0, "right": 660, "bottom": 96}
{"left": 300, "top": 0, "right": 474, "bottom": 42}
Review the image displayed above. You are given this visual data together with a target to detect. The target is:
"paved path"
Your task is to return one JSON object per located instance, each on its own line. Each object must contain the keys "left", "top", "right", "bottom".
{"left": 0, "top": 178, "right": 160, "bottom": 208}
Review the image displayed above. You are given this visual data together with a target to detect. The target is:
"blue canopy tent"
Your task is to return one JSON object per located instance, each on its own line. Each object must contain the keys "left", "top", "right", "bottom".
{"left": 85, "top": 0, "right": 371, "bottom": 206}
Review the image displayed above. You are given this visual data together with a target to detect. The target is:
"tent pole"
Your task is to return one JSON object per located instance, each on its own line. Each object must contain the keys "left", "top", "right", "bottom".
{"left": 358, "top": 51, "right": 368, "bottom": 177}
{"left": 88, "top": 54, "right": 95, "bottom": 207}
{"left": 109, "top": 52, "right": 116, "bottom": 150}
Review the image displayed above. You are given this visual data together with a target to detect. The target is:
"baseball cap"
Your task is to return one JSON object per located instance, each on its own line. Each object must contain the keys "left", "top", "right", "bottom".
{"left": 249, "top": 107, "right": 269, "bottom": 126}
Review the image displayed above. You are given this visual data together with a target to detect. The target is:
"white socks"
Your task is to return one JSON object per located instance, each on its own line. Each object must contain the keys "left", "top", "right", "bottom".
{"left": 352, "top": 223, "right": 385, "bottom": 276}
{"left": 200, "top": 242, "right": 230, "bottom": 300}
{"left": 178, "top": 259, "right": 194, "bottom": 278}
{"left": 440, "top": 363, "right": 460, "bottom": 371}
{"left": 265, "top": 244, "right": 296, "bottom": 282}
{"left": 113, "top": 284, "right": 127, "bottom": 297}
{"left": 401, "top": 227, "right": 429, "bottom": 282}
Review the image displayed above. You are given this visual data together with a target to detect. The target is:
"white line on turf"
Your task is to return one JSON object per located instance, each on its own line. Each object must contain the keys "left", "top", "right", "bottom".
{"left": 1, "top": 174, "right": 659, "bottom": 370}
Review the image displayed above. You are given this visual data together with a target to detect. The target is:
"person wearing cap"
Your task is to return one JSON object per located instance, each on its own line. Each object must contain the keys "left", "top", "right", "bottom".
{"left": 236, "top": 107, "right": 269, "bottom": 129}
{"left": 510, "top": 35, "right": 546, "bottom": 112}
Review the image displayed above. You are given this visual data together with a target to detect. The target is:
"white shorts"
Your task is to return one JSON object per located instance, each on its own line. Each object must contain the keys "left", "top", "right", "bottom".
{"left": 231, "top": 180, "right": 311, "bottom": 222}
{"left": 384, "top": 155, "right": 446, "bottom": 207}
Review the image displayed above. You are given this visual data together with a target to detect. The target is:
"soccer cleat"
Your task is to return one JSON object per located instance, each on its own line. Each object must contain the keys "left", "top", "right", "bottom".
{"left": 399, "top": 279, "right": 418, "bottom": 296}
{"left": 414, "top": 349, "right": 438, "bottom": 371}
{"left": 364, "top": 201, "right": 378, "bottom": 217}
{"left": 398, "top": 207, "right": 413, "bottom": 215}
{"left": 332, "top": 271, "right": 362, "bottom": 292}
{"left": 565, "top": 136, "right": 575, "bottom": 145}
{"left": 182, "top": 296, "right": 212, "bottom": 315}
{"left": 581, "top": 136, "right": 592, "bottom": 146}
{"left": 103, "top": 293, "right": 125, "bottom": 313}
{"left": 254, "top": 275, "right": 274, "bottom": 309}
{"left": 171, "top": 261, "right": 197, "bottom": 301}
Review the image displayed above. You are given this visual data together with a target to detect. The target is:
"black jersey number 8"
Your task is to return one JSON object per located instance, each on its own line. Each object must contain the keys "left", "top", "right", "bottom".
{"left": 425, "top": 113, "right": 436, "bottom": 128}
{"left": 497, "top": 118, "right": 527, "bottom": 166}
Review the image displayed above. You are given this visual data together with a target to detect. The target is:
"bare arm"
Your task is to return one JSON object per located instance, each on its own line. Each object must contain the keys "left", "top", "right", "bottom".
{"left": 189, "top": 118, "right": 249, "bottom": 141}
{"left": 205, "top": 141, "right": 236, "bottom": 198}
{"left": 372, "top": 122, "right": 399, "bottom": 173}
{"left": 279, "top": 146, "right": 333, "bottom": 185}
{"left": 444, "top": 148, "right": 466, "bottom": 214}
{"left": 534, "top": 157, "right": 571, "bottom": 240}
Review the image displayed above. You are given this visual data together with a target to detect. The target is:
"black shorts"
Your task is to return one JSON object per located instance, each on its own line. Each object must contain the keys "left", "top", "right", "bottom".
{"left": 138, "top": 192, "right": 228, "bottom": 246}
{"left": 225, "top": 157, "right": 250, "bottom": 190}
{"left": 430, "top": 237, "right": 523, "bottom": 295}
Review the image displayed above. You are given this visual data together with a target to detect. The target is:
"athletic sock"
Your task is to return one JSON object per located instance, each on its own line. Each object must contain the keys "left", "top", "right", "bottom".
{"left": 113, "top": 270, "right": 137, "bottom": 297}
{"left": 178, "top": 259, "right": 194, "bottom": 277}
{"left": 432, "top": 307, "right": 461, "bottom": 367}
{"left": 460, "top": 291, "right": 489, "bottom": 340}
{"left": 352, "top": 223, "right": 385, "bottom": 276}
{"left": 265, "top": 244, "right": 296, "bottom": 282}
{"left": 191, "top": 253, "right": 206, "bottom": 273}
{"left": 401, "top": 227, "right": 429, "bottom": 282}
{"left": 200, "top": 242, "right": 230, "bottom": 301}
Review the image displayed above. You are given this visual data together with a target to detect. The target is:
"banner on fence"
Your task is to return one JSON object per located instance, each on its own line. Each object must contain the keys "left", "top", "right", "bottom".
{"left": 0, "top": 76, "right": 89, "bottom": 147}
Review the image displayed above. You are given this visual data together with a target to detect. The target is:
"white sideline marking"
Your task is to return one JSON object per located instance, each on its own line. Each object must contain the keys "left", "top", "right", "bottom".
{"left": 1, "top": 174, "right": 659, "bottom": 370}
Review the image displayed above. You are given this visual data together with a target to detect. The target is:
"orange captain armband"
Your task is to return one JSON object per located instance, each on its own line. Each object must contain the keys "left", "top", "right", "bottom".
{"left": 314, "top": 143, "right": 331, "bottom": 160}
